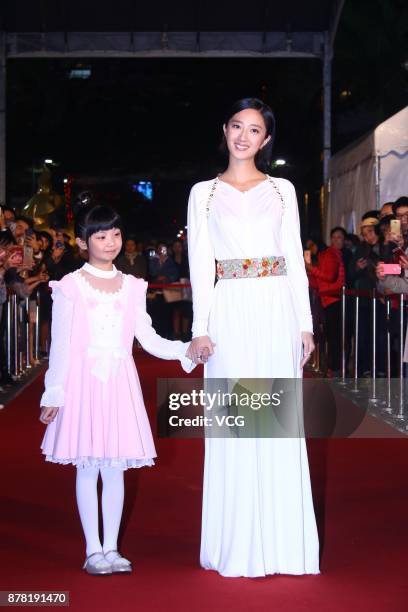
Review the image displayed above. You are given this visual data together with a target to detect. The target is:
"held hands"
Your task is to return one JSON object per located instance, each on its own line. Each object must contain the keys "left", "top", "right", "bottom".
{"left": 39, "top": 406, "right": 59, "bottom": 424}
{"left": 300, "top": 331, "right": 315, "bottom": 369}
{"left": 185, "top": 333, "right": 313, "bottom": 368}
{"left": 186, "top": 335, "right": 216, "bottom": 365}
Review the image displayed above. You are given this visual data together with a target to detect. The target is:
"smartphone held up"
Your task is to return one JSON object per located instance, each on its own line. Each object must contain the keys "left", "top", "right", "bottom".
{"left": 381, "top": 263, "right": 402, "bottom": 275}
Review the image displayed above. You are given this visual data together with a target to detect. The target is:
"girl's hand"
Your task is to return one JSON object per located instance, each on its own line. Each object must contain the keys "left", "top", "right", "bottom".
{"left": 186, "top": 336, "right": 216, "bottom": 364}
{"left": 39, "top": 406, "right": 59, "bottom": 424}
{"left": 300, "top": 331, "right": 315, "bottom": 368}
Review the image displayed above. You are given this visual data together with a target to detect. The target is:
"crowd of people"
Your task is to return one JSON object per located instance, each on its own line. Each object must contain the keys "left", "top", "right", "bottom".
{"left": 306, "top": 196, "right": 408, "bottom": 377}
{"left": 0, "top": 204, "right": 192, "bottom": 389}
{"left": 1, "top": 194, "right": 408, "bottom": 389}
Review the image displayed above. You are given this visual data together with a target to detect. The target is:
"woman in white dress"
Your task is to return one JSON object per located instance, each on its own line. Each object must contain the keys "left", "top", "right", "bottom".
{"left": 186, "top": 98, "right": 320, "bottom": 578}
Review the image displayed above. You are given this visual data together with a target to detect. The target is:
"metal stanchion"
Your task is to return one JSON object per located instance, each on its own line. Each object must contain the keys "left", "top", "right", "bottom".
{"left": 395, "top": 293, "right": 405, "bottom": 420}
{"left": 34, "top": 290, "right": 40, "bottom": 361}
{"left": 18, "top": 302, "right": 22, "bottom": 373}
{"left": 6, "top": 293, "right": 12, "bottom": 376}
{"left": 18, "top": 302, "right": 24, "bottom": 373}
{"left": 12, "top": 293, "right": 20, "bottom": 378}
{"left": 25, "top": 297, "right": 31, "bottom": 370}
{"left": 315, "top": 342, "right": 321, "bottom": 372}
{"left": 370, "top": 289, "right": 379, "bottom": 402}
{"left": 351, "top": 294, "right": 359, "bottom": 392}
{"left": 339, "top": 286, "right": 347, "bottom": 385}
{"left": 383, "top": 297, "right": 392, "bottom": 413}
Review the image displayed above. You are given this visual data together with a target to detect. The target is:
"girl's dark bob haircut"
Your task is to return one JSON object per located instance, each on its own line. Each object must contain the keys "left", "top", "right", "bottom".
{"left": 74, "top": 204, "right": 123, "bottom": 244}
{"left": 220, "top": 98, "right": 276, "bottom": 171}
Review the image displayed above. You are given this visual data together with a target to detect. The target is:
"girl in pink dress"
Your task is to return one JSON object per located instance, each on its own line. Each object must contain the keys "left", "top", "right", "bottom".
{"left": 39, "top": 205, "right": 195, "bottom": 575}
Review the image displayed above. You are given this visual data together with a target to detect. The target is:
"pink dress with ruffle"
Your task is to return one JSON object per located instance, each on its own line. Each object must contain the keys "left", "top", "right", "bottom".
{"left": 40, "top": 269, "right": 194, "bottom": 469}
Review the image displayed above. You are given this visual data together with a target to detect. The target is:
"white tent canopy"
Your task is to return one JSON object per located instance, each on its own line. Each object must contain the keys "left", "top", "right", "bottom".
{"left": 325, "top": 106, "right": 408, "bottom": 241}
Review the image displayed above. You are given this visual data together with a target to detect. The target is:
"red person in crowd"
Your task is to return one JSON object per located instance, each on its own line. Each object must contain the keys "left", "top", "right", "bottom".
{"left": 305, "top": 228, "right": 345, "bottom": 376}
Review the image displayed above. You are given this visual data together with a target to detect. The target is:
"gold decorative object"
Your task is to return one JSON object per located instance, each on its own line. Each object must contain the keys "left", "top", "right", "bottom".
{"left": 23, "top": 166, "right": 65, "bottom": 229}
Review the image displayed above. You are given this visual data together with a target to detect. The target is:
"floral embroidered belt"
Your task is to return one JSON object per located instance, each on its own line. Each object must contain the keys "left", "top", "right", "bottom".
{"left": 216, "top": 256, "right": 287, "bottom": 280}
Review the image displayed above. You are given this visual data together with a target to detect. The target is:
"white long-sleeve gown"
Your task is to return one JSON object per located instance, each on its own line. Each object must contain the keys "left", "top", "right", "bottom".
{"left": 187, "top": 176, "right": 320, "bottom": 577}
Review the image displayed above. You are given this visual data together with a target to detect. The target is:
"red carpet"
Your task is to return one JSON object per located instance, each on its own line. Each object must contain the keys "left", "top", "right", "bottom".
{"left": 1, "top": 353, "right": 407, "bottom": 611}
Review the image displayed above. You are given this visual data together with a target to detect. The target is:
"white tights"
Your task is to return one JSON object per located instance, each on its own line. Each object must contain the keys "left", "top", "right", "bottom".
{"left": 75, "top": 466, "right": 124, "bottom": 557}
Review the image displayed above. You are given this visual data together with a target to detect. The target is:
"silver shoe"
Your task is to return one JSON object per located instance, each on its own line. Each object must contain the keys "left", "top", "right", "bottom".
{"left": 82, "top": 552, "right": 112, "bottom": 575}
{"left": 104, "top": 550, "right": 132, "bottom": 574}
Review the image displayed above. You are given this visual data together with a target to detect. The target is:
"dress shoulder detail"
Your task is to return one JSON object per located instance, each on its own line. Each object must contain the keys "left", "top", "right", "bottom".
{"left": 191, "top": 179, "right": 218, "bottom": 193}
{"left": 189, "top": 179, "right": 219, "bottom": 222}
{"left": 49, "top": 272, "right": 78, "bottom": 302}
{"left": 270, "top": 176, "right": 295, "bottom": 189}
{"left": 128, "top": 275, "right": 148, "bottom": 298}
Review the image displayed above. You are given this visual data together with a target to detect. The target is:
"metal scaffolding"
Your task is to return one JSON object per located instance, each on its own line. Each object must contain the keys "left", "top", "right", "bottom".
{"left": 0, "top": 0, "right": 345, "bottom": 203}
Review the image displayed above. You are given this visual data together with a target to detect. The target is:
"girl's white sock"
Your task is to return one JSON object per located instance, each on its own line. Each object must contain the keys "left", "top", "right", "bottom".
{"left": 75, "top": 466, "right": 103, "bottom": 557}
{"left": 100, "top": 466, "right": 125, "bottom": 553}
{"left": 75, "top": 465, "right": 125, "bottom": 557}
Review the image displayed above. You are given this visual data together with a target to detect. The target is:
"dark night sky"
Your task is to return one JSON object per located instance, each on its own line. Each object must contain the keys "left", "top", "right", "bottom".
{"left": 5, "top": 0, "right": 408, "bottom": 239}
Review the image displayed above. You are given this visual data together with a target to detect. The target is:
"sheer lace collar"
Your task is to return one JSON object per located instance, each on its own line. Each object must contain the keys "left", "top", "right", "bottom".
{"left": 75, "top": 268, "right": 126, "bottom": 297}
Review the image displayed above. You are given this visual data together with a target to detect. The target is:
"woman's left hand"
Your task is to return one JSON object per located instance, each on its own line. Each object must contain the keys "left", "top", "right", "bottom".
{"left": 300, "top": 331, "right": 315, "bottom": 368}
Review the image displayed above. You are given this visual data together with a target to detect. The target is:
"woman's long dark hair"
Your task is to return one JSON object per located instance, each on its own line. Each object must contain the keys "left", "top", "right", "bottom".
{"left": 220, "top": 97, "right": 276, "bottom": 171}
